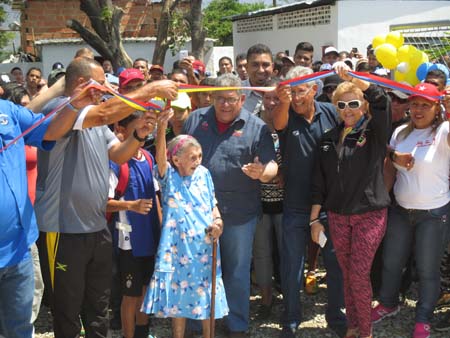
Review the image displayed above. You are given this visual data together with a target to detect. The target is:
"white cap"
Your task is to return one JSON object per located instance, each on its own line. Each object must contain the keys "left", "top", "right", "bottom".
{"left": 324, "top": 46, "right": 339, "bottom": 55}
{"left": 319, "top": 63, "right": 333, "bottom": 71}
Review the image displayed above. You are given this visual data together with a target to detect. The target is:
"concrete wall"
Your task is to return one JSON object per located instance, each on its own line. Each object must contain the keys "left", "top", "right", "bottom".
{"left": 0, "top": 62, "right": 43, "bottom": 77}
{"left": 4, "top": 39, "right": 219, "bottom": 80}
{"left": 336, "top": 0, "right": 450, "bottom": 55}
{"left": 232, "top": 0, "right": 449, "bottom": 62}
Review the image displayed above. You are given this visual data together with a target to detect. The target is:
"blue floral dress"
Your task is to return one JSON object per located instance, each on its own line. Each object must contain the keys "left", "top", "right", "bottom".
{"left": 142, "top": 164, "right": 229, "bottom": 319}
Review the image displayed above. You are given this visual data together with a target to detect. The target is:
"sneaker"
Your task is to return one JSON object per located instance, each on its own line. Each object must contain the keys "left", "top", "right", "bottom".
{"left": 413, "top": 322, "right": 430, "bottom": 338}
{"left": 436, "top": 292, "right": 450, "bottom": 309}
{"left": 371, "top": 303, "right": 400, "bottom": 323}
{"left": 435, "top": 312, "right": 450, "bottom": 332}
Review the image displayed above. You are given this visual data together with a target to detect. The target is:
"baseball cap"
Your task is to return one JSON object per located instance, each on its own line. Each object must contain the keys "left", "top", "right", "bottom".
{"left": 52, "top": 62, "right": 64, "bottom": 70}
{"left": 323, "top": 74, "right": 343, "bottom": 88}
{"left": 119, "top": 68, "right": 144, "bottom": 88}
{"left": 282, "top": 56, "right": 295, "bottom": 65}
{"left": 47, "top": 68, "right": 66, "bottom": 87}
{"left": 150, "top": 64, "right": 164, "bottom": 73}
{"left": 409, "top": 83, "right": 443, "bottom": 103}
{"left": 388, "top": 89, "right": 409, "bottom": 100}
{"left": 319, "top": 63, "right": 332, "bottom": 71}
{"left": 324, "top": 46, "right": 339, "bottom": 56}
{"left": 193, "top": 60, "right": 206, "bottom": 75}
{"left": 171, "top": 92, "right": 191, "bottom": 110}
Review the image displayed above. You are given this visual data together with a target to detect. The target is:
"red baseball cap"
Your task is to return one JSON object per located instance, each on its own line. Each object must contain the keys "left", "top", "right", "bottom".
{"left": 119, "top": 68, "right": 144, "bottom": 88}
{"left": 150, "top": 64, "right": 164, "bottom": 73}
{"left": 193, "top": 60, "right": 205, "bottom": 74}
{"left": 409, "top": 83, "right": 443, "bottom": 103}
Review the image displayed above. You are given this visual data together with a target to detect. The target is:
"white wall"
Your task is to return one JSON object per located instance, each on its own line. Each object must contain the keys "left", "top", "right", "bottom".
{"left": 233, "top": 0, "right": 449, "bottom": 62}
{"left": 232, "top": 5, "right": 339, "bottom": 61}
{"left": 37, "top": 39, "right": 216, "bottom": 78}
{"left": 0, "top": 62, "right": 43, "bottom": 77}
{"left": 336, "top": 0, "right": 450, "bottom": 54}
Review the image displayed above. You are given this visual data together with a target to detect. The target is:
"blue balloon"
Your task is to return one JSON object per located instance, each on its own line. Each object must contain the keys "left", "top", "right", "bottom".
{"left": 435, "top": 63, "right": 449, "bottom": 79}
{"left": 416, "top": 62, "right": 432, "bottom": 81}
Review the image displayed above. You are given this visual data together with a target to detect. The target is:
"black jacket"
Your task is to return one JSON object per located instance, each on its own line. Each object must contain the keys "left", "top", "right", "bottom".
{"left": 311, "top": 84, "right": 391, "bottom": 215}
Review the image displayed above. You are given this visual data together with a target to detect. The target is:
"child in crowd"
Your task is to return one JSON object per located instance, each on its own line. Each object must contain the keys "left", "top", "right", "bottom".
{"left": 107, "top": 111, "right": 161, "bottom": 338}
{"left": 142, "top": 109, "right": 228, "bottom": 338}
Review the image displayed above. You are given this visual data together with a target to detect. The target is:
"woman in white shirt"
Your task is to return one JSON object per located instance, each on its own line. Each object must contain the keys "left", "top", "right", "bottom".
{"left": 372, "top": 83, "right": 449, "bottom": 338}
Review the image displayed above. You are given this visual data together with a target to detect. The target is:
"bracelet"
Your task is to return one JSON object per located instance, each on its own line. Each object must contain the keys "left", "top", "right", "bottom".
{"left": 309, "top": 218, "right": 320, "bottom": 227}
{"left": 389, "top": 149, "right": 396, "bottom": 162}
{"left": 66, "top": 102, "right": 79, "bottom": 113}
{"left": 133, "top": 130, "right": 146, "bottom": 143}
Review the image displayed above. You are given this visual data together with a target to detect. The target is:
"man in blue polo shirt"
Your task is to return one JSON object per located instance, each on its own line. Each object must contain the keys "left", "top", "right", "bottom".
{"left": 183, "top": 73, "right": 278, "bottom": 337}
{"left": 273, "top": 66, "right": 347, "bottom": 338}
{"left": 0, "top": 95, "right": 88, "bottom": 338}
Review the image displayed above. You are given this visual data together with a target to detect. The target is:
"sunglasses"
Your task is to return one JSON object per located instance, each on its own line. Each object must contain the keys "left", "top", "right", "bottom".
{"left": 336, "top": 100, "right": 362, "bottom": 110}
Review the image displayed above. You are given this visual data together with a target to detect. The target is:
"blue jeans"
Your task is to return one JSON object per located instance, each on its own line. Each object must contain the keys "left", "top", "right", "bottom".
{"left": 379, "top": 203, "right": 450, "bottom": 323}
{"left": 220, "top": 217, "right": 257, "bottom": 332}
{"left": 280, "top": 210, "right": 346, "bottom": 328}
{"left": 0, "top": 255, "right": 34, "bottom": 338}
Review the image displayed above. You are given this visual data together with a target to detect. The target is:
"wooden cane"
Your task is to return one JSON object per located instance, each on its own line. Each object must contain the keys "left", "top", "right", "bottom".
{"left": 210, "top": 238, "right": 217, "bottom": 338}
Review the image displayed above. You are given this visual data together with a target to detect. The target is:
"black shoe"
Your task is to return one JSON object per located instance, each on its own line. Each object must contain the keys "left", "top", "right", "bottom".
{"left": 435, "top": 312, "right": 450, "bottom": 332}
{"left": 228, "top": 331, "right": 248, "bottom": 338}
{"left": 279, "top": 326, "right": 296, "bottom": 338}
{"left": 258, "top": 303, "right": 273, "bottom": 320}
{"left": 328, "top": 323, "right": 347, "bottom": 338}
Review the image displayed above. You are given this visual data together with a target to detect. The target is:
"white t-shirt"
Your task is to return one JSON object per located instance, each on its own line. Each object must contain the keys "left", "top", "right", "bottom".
{"left": 390, "top": 121, "right": 450, "bottom": 209}
{"left": 108, "top": 157, "right": 160, "bottom": 250}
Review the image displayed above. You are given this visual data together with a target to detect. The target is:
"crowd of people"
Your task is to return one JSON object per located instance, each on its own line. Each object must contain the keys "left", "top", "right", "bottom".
{"left": 0, "top": 40, "right": 450, "bottom": 338}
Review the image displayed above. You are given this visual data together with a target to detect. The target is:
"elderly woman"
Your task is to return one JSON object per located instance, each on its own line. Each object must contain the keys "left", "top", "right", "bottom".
{"left": 372, "top": 83, "right": 449, "bottom": 338}
{"left": 310, "top": 63, "right": 391, "bottom": 338}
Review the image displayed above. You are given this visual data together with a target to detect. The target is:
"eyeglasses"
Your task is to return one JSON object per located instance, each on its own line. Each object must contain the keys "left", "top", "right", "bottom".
{"left": 291, "top": 87, "right": 312, "bottom": 97}
{"left": 214, "top": 96, "right": 240, "bottom": 105}
{"left": 336, "top": 100, "right": 362, "bottom": 110}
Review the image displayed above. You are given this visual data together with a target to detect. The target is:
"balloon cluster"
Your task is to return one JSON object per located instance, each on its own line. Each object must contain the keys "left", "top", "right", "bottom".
{"left": 372, "top": 32, "right": 429, "bottom": 86}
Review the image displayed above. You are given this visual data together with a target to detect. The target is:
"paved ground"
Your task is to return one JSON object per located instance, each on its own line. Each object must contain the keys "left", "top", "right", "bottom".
{"left": 35, "top": 278, "right": 450, "bottom": 338}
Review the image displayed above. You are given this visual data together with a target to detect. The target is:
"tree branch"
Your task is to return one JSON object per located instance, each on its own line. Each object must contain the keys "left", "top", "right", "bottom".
{"left": 66, "top": 19, "right": 112, "bottom": 59}
{"left": 79, "top": 0, "right": 110, "bottom": 42}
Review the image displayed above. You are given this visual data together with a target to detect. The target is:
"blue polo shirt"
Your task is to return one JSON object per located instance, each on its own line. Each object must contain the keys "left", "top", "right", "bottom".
{"left": 183, "top": 106, "right": 276, "bottom": 226}
{"left": 279, "top": 101, "right": 338, "bottom": 213}
{"left": 0, "top": 100, "right": 54, "bottom": 268}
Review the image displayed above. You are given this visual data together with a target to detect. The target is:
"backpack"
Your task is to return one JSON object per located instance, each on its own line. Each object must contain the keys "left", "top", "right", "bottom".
{"left": 106, "top": 149, "right": 154, "bottom": 223}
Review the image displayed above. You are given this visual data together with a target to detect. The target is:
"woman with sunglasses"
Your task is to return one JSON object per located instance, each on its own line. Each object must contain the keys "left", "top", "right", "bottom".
{"left": 310, "top": 62, "right": 391, "bottom": 338}
{"left": 372, "top": 82, "right": 449, "bottom": 338}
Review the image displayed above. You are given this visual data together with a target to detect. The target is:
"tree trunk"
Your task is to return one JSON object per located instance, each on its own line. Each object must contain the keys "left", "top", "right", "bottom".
{"left": 67, "top": 0, "right": 132, "bottom": 71}
{"left": 152, "top": 0, "right": 181, "bottom": 66}
{"left": 189, "top": 0, "right": 206, "bottom": 60}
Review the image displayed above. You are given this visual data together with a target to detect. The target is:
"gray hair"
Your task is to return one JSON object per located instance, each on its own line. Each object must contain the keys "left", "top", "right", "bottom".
{"left": 167, "top": 134, "right": 202, "bottom": 161}
{"left": 285, "top": 66, "right": 315, "bottom": 87}
{"left": 215, "top": 73, "right": 243, "bottom": 95}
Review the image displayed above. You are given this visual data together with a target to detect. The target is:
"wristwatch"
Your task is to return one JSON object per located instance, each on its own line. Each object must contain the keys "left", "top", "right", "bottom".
{"left": 133, "top": 130, "right": 146, "bottom": 142}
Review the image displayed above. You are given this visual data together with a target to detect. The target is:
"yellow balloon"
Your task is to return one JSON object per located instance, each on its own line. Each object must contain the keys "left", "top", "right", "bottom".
{"left": 410, "top": 50, "right": 429, "bottom": 69}
{"left": 375, "top": 43, "right": 398, "bottom": 69}
{"left": 404, "top": 70, "right": 419, "bottom": 86}
{"left": 372, "top": 35, "right": 386, "bottom": 49}
{"left": 397, "top": 45, "right": 417, "bottom": 63}
{"left": 394, "top": 70, "right": 406, "bottom": 82}
{"left": 386, "top": 31, "right": 404, "bottom": 49}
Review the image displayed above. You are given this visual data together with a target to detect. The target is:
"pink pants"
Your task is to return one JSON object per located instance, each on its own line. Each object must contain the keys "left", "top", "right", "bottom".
{"left": 328, "top": 208, "right": 387, "bottom": 337}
